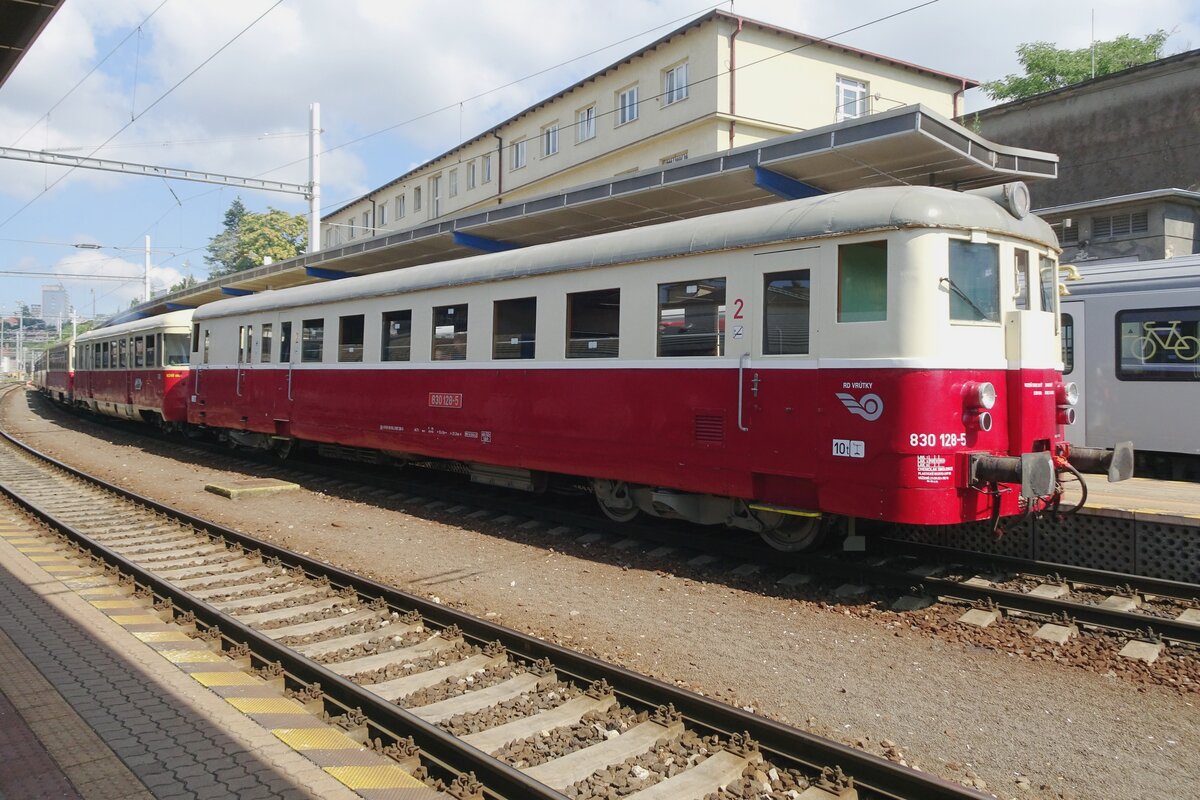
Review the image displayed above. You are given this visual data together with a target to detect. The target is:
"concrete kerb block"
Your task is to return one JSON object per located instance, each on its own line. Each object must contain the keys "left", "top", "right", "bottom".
{"left": 1118, "top": 638, "right": 1164, "bottom": 663}
{"left": 1033, "top": 622, "right": 1078, "bottom": 644}
{"left": 891, "top": 594, "right": 935, "bottom": 612}
{"left": 1099, "top": 594, "right": 1141, "bottom": 612}
{"left": 958, "top": 608, "right": 1001, "bottom": 628}
{"left": 1028, "top": 583, "right": 1070, "bottom": 600}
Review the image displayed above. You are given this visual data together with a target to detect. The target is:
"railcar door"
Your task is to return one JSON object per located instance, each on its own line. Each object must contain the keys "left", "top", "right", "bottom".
{"left": 1060, "top": 301, "right": 1086, "bottom": 445}
{"left": 273, "top": 318, "right": 295, "bottom": 428}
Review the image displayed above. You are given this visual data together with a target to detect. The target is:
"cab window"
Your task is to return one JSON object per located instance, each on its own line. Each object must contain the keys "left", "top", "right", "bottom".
{"left": 838, "top": 241, "right": 887, "bottom": 322}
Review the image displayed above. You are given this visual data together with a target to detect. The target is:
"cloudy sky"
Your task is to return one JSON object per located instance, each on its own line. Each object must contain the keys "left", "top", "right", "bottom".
{"left": 1, "top": 0, "right": 1196, "bottom": 320}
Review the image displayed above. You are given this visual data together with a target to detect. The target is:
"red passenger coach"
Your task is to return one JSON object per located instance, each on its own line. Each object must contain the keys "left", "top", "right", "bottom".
{"left": 188, "top": 185, "right": 1130, "bottom": 550}
{"left": 38, "top": 341, "right": 74, "bottom": 402}
{"left": 74, "top": 310, "right": 193, "bottom": 428}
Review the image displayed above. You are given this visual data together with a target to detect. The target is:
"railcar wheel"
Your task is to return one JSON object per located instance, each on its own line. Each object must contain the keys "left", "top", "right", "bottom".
{"left": 759, "top": 516, "right": 826, "bottom": 552}
{"left": 272, "top": 438, "right": 294, "bottom": 461}
{"left": 594, "top": 479, "right": 639, "bottom": 523}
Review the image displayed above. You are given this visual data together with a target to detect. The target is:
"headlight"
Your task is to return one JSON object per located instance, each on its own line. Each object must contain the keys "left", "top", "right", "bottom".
{"left": 1056, "top": 382, "right": 1079, "bottom": 407}
{"left": 965, "top": 381, "right": 997, "bottom": 410}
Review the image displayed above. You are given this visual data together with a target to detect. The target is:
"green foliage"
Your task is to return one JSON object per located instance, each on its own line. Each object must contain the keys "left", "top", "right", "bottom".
{"left": 204, "top": 198, "right": 307, "bottom": 277}
{"left": 981, "top": 30, "right": 1169, "bottom": 101}
{"left": 167, "top": 274, "right": 199, "bottom": 294}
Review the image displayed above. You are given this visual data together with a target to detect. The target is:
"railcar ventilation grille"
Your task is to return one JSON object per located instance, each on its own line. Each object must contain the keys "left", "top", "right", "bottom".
{"left": 693, "top": 414, "right": 725, "bottom": 444}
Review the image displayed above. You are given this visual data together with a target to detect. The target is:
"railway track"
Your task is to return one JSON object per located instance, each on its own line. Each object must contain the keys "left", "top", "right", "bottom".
{"left": 0, "top": 422, "right": 985, "bottom": 799}
{"left": 12, "top": 387, "right": 1200, "bottom": 663}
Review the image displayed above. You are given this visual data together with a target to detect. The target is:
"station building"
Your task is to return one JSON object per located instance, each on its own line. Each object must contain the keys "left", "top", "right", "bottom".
{"left": 321, "top": 10, "right": 976, "bottom": 249}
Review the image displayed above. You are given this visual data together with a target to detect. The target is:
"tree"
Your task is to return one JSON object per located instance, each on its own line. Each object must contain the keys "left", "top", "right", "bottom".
{"left": 204, "top": 198, "right": 307, "bottom": 277}
{"left": 166, "top": 274, "right": 199, "bottom": 294}
{"left": 981, "top": 30, "right": 1169, "bottom": 101}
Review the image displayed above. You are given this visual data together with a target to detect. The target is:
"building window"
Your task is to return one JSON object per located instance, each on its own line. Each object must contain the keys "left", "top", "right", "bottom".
{"left": 542, "top": 123, "right": 559, "bottom": 157}
{"left": 617, "top": 85, "right": 639, "bottom": 125}
{"left": 413, "top": 186, "right": 422, "bottom": 211}
{"left": 430, "top": 175, "right": 441, "bottom": 217}
{"left": 482, "top": 154, "right": 492, "bottom": 183}
{"left": 1051, "top": 220, "right": 1078, "bottom": 245}
{"left": 467, "top": 161, "right": 476, "bottom": 189}
{"left": 396, "top": 193, "right": 406, "bottom": 219}
{"left": 658, "top": 279, "right": 726, "bottom": 357}
{"left": 382, "top": 310, "right": 412, "bottom": 362}
{"left": 377, "top": 202, "right": 388, "bottom": 227}
{"left": 661, "top": 151, "right": 688, "bottom": 165}
{"left": 838, "top": 241, "right": 887, "bottom": 322}
{"left": 948, "top": 240, "right": 1000, "bottom": 323}
{"left": 511, "top": 139, "right": 527, "bottom": 170}
{"left": 835, "top": 76, "right": 869, "bottom": 121}
{"left": 261, "top": 323, "right": 273, "bottom": 362}
{"left": 347, "top": 218, "right": 355, "bottom": 240}
{"left": 301, "top": 318, "right": 324, "bottom": 363}
{"left": 663, "top": 62, "right": 688, "bottom": 105}
{"left": 493, "top": 297, "right": 537, "bottom": 360}
{"left": 362, "top": 210, "right": 371, "bottom": 234}
{"left": 567, "top": 288, "right": 619, "bottom": 358}
{"left": 1093, "top": 211, "right": 1149, "bottom": 239}
{"left": 432, "top": 304, "right": 468, "bottom": 361}
{"left": 576, "top": 105, "right": 596, "bottom": 142}
{"left": 449, "top": 168, "right": 458, "bottom": 197}
{"left": 763, "top": 270, "right": 811, "bottom": 355}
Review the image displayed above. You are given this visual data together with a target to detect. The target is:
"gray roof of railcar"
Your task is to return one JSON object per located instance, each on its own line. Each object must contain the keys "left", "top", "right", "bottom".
{"left": 76, "top": 309, "right": 194, "bottom": 343}
{"left": 195, "top": 186, "right": 1057, "bottom": 321}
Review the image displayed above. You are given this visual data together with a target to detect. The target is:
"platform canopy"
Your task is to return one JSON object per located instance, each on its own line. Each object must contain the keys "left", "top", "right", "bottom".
{"left": 0, "top": 0, "right": 62, "bottom": 88}
{"left": 119, "top": 104, "right": 1058, "bottom": 324}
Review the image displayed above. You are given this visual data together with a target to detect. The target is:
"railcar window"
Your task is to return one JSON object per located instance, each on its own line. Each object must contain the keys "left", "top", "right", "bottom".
{"left": 339, "top": 315, "right": 364, "bottom": 362}
{"left": 382, "top": 310, "right": 412, "bottom": 362}
{"left": 432, "top": 305, "right": 468, "bottom": 361}
{"left": 567, "top": 289, "right": 620, "bottom": 358}
{"left": 837, "top": 241, "right": 887, "bottom": 322}
{"left": 134, "top": 337, "right": 145, "bottom": 367}
{"left": 261, "top": 324, "right": 273, "bottom": 363}
{"left": 280, "top": 322, "right": 292, "bottom": 363}
{"left": 493, "top": 297, "right": 537, "bottom": 360}
{"left": 146, "top": 335, "right": 157, "bottom": 367}
{"left": 203, "top": 330, "right": 210, "bottom": 364}
{"left": 164, "top": 334, "right": 187, "bottom": 366}
{"left": 658, "top": 278, "right": 726, "bottom": 357}
{"left": 246, "top": 326, "right": 254, "bottom": 364}
{"left": 948, "top": 240, "right": 1000, "bottom": 323}
{"left": 102, "top": 342, "right": 109, "bottom": 369}
{"left": 301, "top": 319, "right": 325, "bottom": 363}
{"left": 1061, "top": 313, "right": 1074, "bottom": 375}
{"left": 192, "top": 323, "right": 199, "bottom": 353}
{"left": 238, "top": 326, "right": 247, "bottom": 363}
{"left": 1039, "top": 256, "right": 1059, "bottom": 332}
{"left": 763, "top": 270, "right": 811, "bottom": 355}
{"left": 1116, "top": 307, "right": 1200, "bottom": 381}
{"left": 118, "top": 339, "right": 127, "bottom": 368}
{"left": 1014, "top": 250, "right": 1031, "bottom": 310}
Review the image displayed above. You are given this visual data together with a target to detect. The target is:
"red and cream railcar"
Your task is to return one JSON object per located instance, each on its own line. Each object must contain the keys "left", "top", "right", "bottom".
{"left": 74, "top": 310, "right": 193, "bottom": 427}
{"left": 38, "top": 340, "right": 74, "bottom": 402}
{"left": 188, "top": 185, "right": 1124, "bottom": 549}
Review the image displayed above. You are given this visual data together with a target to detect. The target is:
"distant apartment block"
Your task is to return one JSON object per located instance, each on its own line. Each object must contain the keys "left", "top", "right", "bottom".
{"left": 322, "top": 10, "right": 975, "bottom": 248}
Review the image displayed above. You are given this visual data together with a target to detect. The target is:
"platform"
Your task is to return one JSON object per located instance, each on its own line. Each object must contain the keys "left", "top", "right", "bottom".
{"left": 0, "top": 508, "right": 434, "bottom": 800}
{"left": 1065, "top": 476, "right": 1200, "bottom": 525}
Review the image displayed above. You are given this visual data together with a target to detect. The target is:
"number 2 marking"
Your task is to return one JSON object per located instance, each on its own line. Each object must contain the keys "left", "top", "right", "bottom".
{"left": 733, "top": 298, "right": 744, "bottom": 319}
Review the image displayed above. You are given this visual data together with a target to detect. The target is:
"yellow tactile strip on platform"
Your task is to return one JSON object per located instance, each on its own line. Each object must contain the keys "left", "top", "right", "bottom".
{"left": 324, "top": 765, "right": 429, "bottom": 790}
{"left": 274, "top": 727, "right": 364, "bottom": 751}
{"left": 1, "top": 515, "right": 442, "bottom": 798}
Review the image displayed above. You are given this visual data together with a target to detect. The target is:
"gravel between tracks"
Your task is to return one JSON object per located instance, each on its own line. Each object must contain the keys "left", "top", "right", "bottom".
{"left": 4, "top": 389, "right": 1196, "bottom": 800}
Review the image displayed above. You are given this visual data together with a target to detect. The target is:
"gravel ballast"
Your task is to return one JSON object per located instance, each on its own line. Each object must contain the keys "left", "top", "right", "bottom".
{"left": 4, "top": 390, "right": 1196, "bottom": 800}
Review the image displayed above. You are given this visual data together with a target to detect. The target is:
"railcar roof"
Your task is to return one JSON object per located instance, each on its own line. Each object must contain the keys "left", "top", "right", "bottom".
{"left": 76, "top": 309, "right": 194, "bottom": 342}
{"left": 195, "top": 186, "right": 1057, "bottom": 321}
